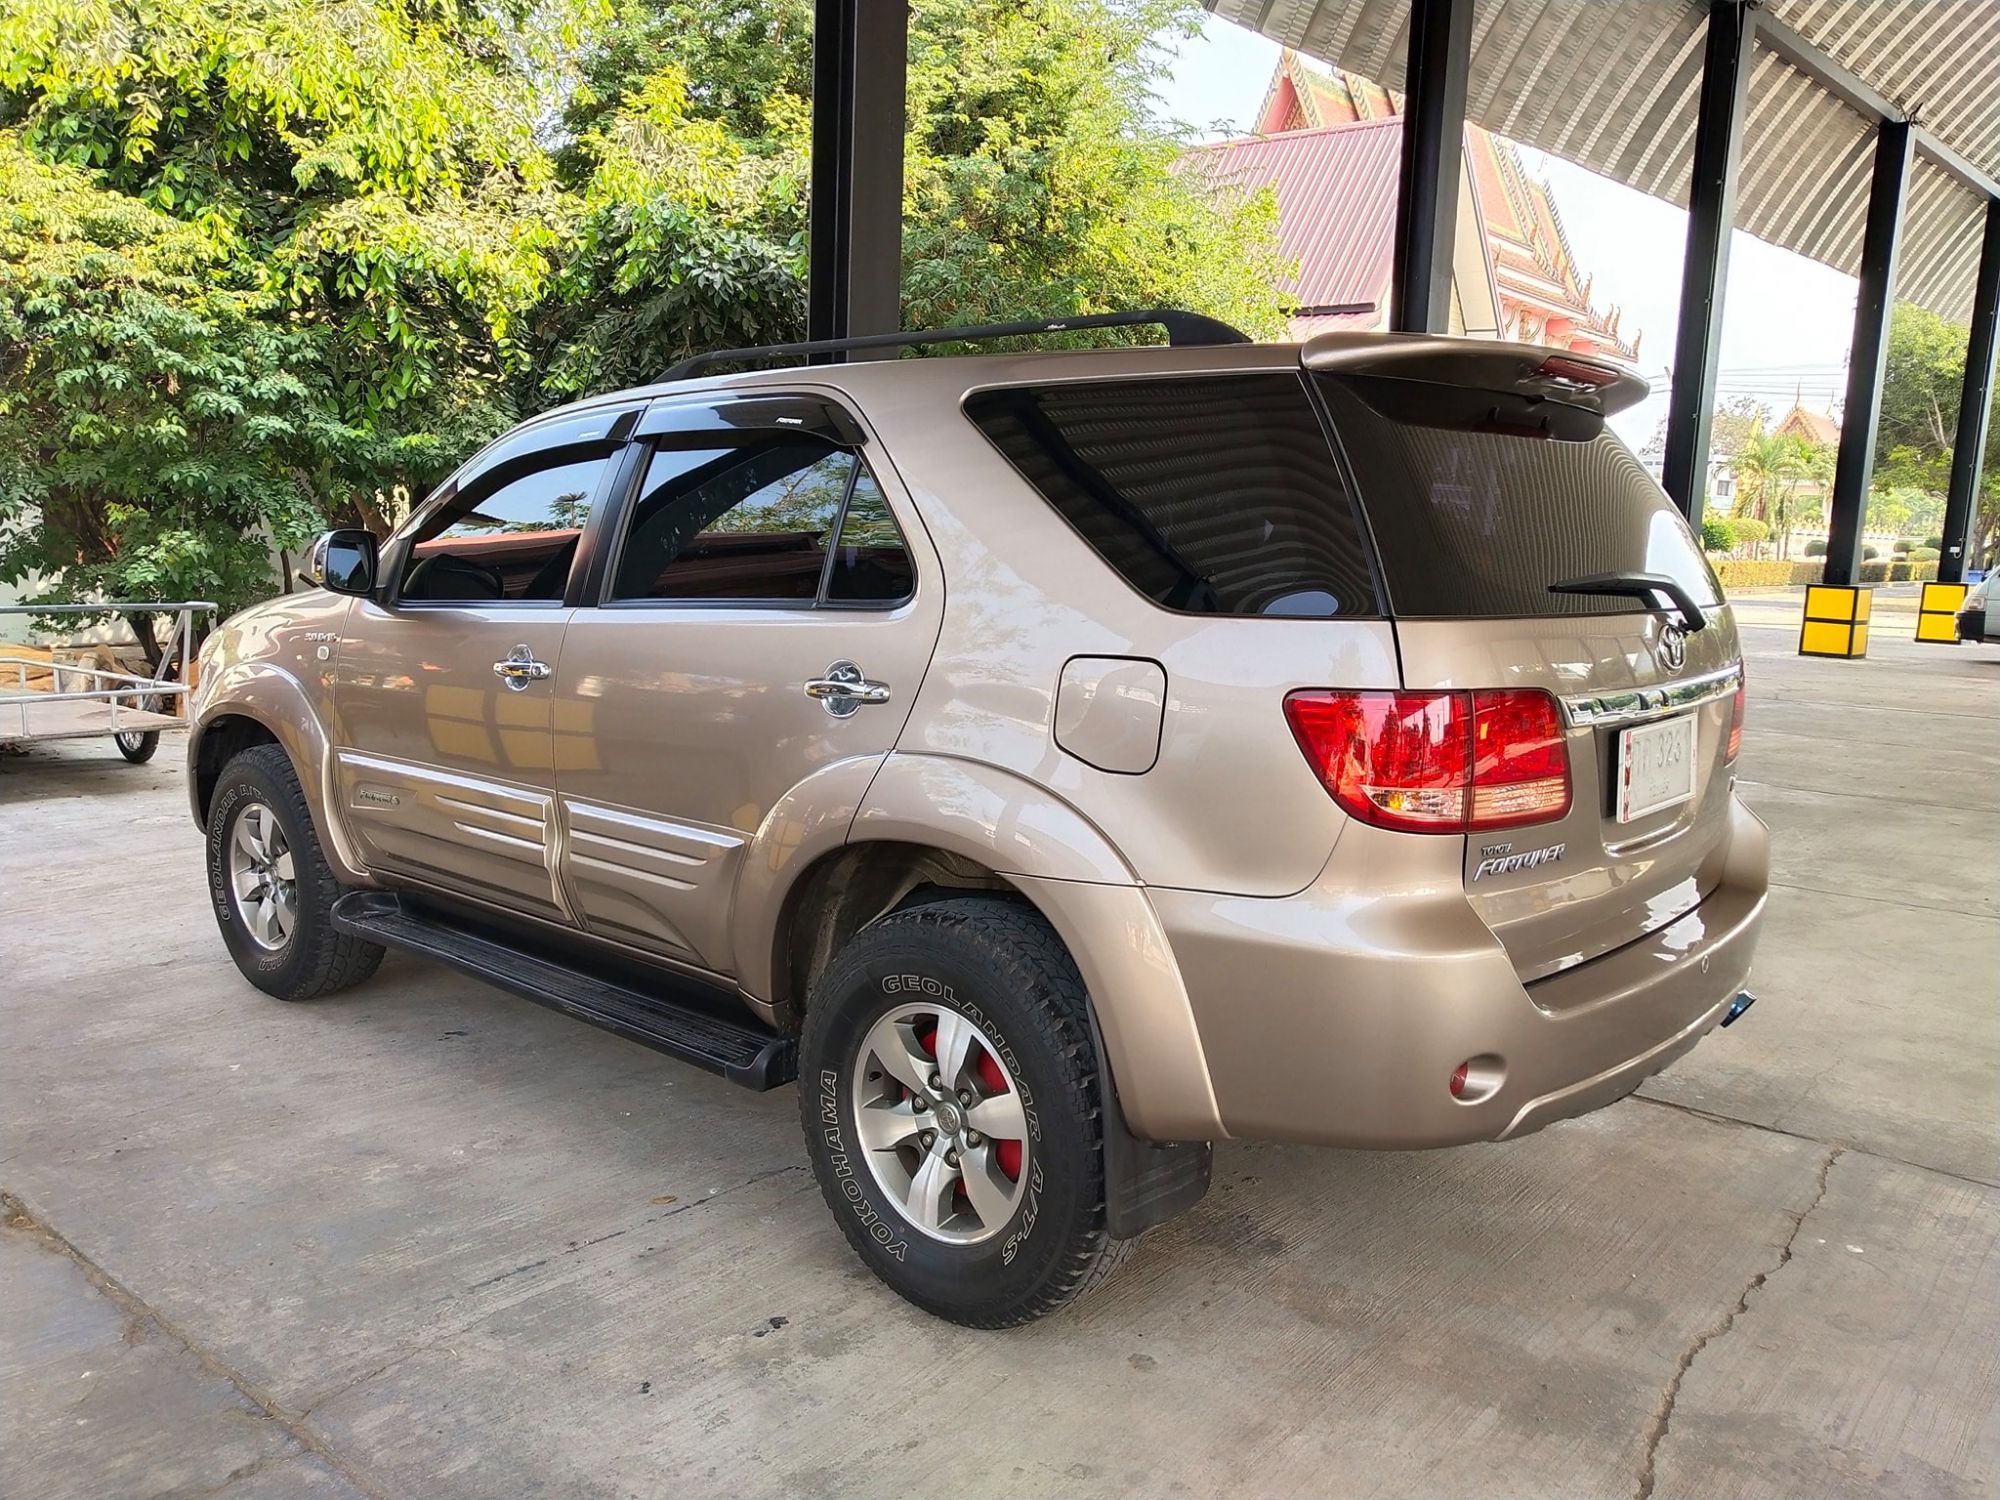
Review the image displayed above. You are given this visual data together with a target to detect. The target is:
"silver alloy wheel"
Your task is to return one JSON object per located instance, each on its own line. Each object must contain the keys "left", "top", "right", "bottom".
{"left": 227, "top": 800, "right": 298, "bottom": 951}
{"left": 852, "top": 1003, "right": 1032, "bottom": 1245}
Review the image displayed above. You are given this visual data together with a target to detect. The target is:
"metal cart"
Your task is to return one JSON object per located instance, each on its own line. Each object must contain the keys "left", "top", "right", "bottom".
{"left": 1, "top": 601, "right": 216, "bottom": 764}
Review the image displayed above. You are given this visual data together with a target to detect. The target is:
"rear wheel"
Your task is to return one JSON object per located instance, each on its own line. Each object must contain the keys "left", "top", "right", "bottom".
{"left": 798, "top": 897, "right": 1129, "bottom": 1327}
{"left": 204, "top": 744, "right": 384, "bottom": 1000}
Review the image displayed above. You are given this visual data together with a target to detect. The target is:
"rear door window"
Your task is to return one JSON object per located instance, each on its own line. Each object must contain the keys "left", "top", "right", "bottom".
{"left": 608, "top": 431, "right": 914, "bottom": 607}
{"left": 613, "top": 439, "right": 852, "bottom": 602}
{"left": 964, "top": 374, "right": 1380, "bottom": 618}
{"left": 1316, "top": 374, "right": 1720, "bottom": 620}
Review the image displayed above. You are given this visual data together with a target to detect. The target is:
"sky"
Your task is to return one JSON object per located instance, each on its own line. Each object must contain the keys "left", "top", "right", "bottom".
{"left": 1152, "top": 15, "right": 1863, "bottom": 450}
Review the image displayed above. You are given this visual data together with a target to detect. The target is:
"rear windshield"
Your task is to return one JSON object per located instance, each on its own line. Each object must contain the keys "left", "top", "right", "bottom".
{"left": 964, "top": 374, "right": 1380, "bottom": 618}
{"left": 1317, "top": 373, "right": 1720, "bottom": 620}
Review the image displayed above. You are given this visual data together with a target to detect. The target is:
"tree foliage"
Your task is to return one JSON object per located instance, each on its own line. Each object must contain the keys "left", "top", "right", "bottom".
{"left": 1, "top": 0, "right": 1288, "bottom": 630}
{"left": 1875, "top": 300, "right": 2000, "bottom": 564}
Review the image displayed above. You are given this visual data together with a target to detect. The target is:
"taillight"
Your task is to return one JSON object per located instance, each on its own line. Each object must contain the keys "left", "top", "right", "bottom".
{"left": 1284, "top": 688, "right": 1571, "bottom": 833}
{"left": 1726, "top": 678, "right": 1745, "bottom": 762}
{"left": 1470, "top": 689, "right": 1572, "bottom": 826}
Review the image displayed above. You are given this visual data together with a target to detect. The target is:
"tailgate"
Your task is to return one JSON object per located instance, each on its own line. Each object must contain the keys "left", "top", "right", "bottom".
{"left": 1395, "top": 614, "right": 1742, "bottom": 983}
{"left": 1308, "top": 345, "right": 1742, "bottom": 983}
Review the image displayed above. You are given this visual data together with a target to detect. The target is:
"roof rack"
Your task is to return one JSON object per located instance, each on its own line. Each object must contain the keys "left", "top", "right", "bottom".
{"left": 658, "top": 308, "right": 1250, "bottom": 382}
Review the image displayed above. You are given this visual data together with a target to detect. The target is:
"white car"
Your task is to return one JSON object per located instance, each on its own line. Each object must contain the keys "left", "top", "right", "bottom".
{"left": 1957, "top": 573, "right": 1998, "bottom": 643}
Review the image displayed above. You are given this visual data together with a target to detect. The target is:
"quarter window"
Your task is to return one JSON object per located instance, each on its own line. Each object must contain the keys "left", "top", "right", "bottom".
{"left": 964, "top": 374, "right": 1380, "bottom": 618}
{"left": 826, "top": 469, "right": 915, "bottom": 604}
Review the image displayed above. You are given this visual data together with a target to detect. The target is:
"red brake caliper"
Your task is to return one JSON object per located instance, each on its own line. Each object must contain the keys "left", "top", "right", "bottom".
{"left": 918, "top": 1025, "right": 1022, "bottom": 1183}
{"left": 974, "top": 1050, "right": 1023, "bottom": 1181}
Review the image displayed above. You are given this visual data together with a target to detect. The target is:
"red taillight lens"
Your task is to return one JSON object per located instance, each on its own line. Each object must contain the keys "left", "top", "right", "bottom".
{"left": 1284, "top": 690, "right": 1471, "bottom": 831}
{"left": 1284, "top": 688, "right": 1571, "bottom": 833}
{"left": 1726, "top": 680, "right": 1745, "bottom": 762}
{"left": 1470, "top": 689, "right": 1572, "bottom": 827}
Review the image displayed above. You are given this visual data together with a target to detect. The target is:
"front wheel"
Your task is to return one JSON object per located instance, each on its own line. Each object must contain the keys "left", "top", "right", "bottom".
{"left": 204, "top": 744, "right": 384, "bottom": 1001}
{"left": 798, "top": 897, "right": 1130, "bottom": 1327}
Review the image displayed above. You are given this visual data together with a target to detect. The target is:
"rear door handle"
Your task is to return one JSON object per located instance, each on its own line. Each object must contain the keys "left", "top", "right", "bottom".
{"left": 493, "top": 645, "right": 552, "bottom": 689}
{"left": 805, "top": 660, "right": 890, "bottom": 717}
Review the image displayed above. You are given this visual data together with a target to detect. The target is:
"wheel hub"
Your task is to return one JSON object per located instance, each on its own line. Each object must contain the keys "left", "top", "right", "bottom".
{"left": 851, "top": 1003, "right": 1031, "bottom": 1246}
{"left": 226, "top": 801, "right": 298, "bottom": 951}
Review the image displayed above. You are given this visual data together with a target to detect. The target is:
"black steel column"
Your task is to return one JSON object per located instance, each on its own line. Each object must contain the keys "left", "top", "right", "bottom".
{"left": 1661, "top": 0, "right": 1756, "bottom": 524}
{"left": 1825, "top": 120, "right": 1914, "bottom": 586}
{"left": 808, "top": 0, "right": 907, "bottom": 350}
{"left": 1940, "top": 199, "right": 2000, "bottom": 583}
{"left": 1391, "top": 0, "right": 1473, "bottom": 334}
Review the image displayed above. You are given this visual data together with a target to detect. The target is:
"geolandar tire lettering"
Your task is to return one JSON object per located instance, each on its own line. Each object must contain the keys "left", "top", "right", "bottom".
{"left": 796, "top": 896, "right": 1131, "bottom": 1328}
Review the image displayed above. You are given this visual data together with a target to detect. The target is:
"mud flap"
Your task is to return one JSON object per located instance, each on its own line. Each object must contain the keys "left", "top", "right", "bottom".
{"left": 1085, "top": 1008, "right": 1212, "bottom": 1238}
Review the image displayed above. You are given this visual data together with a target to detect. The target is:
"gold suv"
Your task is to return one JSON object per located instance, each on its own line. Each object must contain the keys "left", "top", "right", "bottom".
{"left": 188, "top": 312, "right": 1768, "bottom": 1326}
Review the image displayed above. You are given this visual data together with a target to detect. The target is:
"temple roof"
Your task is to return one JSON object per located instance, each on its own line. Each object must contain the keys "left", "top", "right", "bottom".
{"left": 1192, "top": 51, "right": 1641, "bottom": 360}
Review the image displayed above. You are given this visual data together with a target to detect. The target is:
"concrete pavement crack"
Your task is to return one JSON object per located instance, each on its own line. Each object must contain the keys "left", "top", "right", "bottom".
{"left": 1631, "top": 1146, "right": 1842, "bottom": 1500}
{"left": 1, "top": 1189, "right": 388, "bottom": 1500}
{"left": 1629, "top": 1092, "right": 1997, "bottom": 1189}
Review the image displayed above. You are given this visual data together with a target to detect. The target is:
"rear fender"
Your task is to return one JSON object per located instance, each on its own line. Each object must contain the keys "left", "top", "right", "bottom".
{"left": 853, "top": 755, "right": 1222, "bottom": 1141}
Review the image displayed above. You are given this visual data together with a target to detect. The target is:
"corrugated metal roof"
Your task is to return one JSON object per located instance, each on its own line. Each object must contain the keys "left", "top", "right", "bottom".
{"left": 1208, "top": 0, "right": 1997, "bottom": 320}
{"left": 1183, "top": 117, "right": 1404, "bottom": 318}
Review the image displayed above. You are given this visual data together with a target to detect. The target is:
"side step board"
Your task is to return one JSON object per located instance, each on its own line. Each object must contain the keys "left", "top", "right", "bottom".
{"left": 330, "top": 892, "right": 797, "bottom": 1090}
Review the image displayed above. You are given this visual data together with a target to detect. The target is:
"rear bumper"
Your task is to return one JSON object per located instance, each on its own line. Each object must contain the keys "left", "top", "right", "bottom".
{"left": 1148, "top": 797, "right": 1770, "bottom": 1148}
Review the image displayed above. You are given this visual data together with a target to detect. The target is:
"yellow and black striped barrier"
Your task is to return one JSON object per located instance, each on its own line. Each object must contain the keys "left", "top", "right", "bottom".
{"left": 1915, "top": 581, "right": 1967, "bottom": 644}
{"left": 1799, "top": 584, "right": 1871, "bottom": 659}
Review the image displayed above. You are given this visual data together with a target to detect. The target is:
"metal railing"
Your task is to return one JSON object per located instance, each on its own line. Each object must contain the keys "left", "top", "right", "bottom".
{"left": 1, "top": 601, "right": 216, "bottom": 743}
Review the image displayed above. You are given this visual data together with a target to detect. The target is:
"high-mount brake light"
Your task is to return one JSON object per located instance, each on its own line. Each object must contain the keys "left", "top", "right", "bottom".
{"left": 1283, "top": 688, "right": 1572, "bottom": 834}
{"left": 1528, "top": 354, "right": 1620, "bottom": 391}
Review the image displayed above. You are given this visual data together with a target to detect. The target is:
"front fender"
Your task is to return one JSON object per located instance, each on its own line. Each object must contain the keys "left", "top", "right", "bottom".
{"left": 189, "top": 661, "right": 370, "bottom": 886}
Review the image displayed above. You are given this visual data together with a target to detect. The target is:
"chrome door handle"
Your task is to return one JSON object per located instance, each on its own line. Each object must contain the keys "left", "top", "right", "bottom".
{"left": 805, "top": 660, "right": 891, "bottom": 717}
{"left": 493, "top": 644, "right": 551, "bottom": 690}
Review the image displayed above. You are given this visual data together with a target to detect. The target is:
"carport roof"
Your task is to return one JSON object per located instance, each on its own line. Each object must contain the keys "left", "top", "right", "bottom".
{"left": 1207, "top": 0, "right": 2000, "bottom": 321}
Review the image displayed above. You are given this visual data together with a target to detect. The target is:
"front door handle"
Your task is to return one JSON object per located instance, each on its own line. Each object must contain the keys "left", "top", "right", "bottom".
{"left": 805, "top": 660, "right": 890, "bottom": 717}
{"left": 493, "top": 644, "right": 552, "bottom": 690}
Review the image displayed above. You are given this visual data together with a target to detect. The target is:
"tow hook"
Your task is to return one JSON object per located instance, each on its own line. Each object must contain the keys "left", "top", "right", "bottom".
{"left": 1720, "top": 990, "right": 1757, "bottom": 1028}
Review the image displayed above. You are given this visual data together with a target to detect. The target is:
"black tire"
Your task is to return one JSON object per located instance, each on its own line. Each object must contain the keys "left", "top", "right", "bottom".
{"left": 205, "top": 744, "right": 384, "bottom": 1001}
{"left": 115, "top": 690, "right": 161, "bottom": 763}
{"left": 798, "top": 897, "right": 1130, "bottom": 1327}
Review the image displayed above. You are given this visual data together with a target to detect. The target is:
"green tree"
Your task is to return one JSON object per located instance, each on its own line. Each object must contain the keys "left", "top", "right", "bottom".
{"left": 0, "top": 0, "right": 578, "bottom": 638}
{"left": 2, "top": 0, "right": 1291, "bottom": 636}
{"left": 538, "top": 0, "right": 1291, "bottom": 400}
{"left": 1877, "top": 301, "right": 2000, "bottom": 566}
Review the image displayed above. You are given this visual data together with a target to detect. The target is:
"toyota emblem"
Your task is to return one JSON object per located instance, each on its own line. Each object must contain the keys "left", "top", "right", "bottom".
{"left": 1658, "top": 620, "right": 1687, "bottom": 672}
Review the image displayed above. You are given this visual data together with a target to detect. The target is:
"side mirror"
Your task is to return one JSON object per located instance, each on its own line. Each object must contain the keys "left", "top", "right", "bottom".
{"left": 300, "top": 529, "right": 378, "bottom": 596}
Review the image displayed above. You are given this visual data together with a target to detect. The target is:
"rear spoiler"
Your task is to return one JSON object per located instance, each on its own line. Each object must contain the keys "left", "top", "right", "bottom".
{"left": 1301, "top": 333, "right": 1649, "bottom": 417}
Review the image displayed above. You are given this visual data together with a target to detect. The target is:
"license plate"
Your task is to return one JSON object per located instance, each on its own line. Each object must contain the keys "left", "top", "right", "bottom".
{"left": 1617, "top": 714, "right": 1697, "bottom": 823}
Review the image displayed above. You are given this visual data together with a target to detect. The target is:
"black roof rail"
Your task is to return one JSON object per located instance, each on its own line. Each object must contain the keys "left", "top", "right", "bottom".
{"left": 658, "top": 308, "right": 1250, "bottom": 382}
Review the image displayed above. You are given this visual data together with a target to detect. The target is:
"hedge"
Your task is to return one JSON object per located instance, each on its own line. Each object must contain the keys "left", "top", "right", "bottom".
{"left": 1711, "top": 559, "right": 1821, "bottom": 589}
{"left": 1698, "top": 558, "right": 1942, "bottom": 591}
{"left": 1857, "top": 560, "right": 1940, "bottom": 583}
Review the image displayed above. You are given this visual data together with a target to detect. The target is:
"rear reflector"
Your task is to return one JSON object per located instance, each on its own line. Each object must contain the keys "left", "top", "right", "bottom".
{"left": 1284, "top": 688, "right": 1571, "bottom": 834}
{"left": 1727, "top": 678, "right": 1746, "bottom": 761}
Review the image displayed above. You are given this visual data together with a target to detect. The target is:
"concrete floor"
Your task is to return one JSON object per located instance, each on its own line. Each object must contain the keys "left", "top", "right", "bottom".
{"left": 3, "top": 590, "right": 1996, "bottom": 1499}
